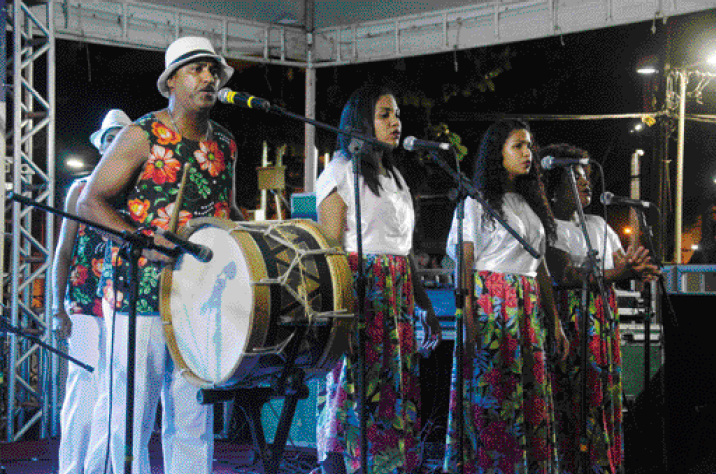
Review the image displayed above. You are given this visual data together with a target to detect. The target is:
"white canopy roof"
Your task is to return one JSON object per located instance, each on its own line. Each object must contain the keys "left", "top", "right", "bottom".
{"left": 39, "top": 0, "right": 716, "bottom": 66}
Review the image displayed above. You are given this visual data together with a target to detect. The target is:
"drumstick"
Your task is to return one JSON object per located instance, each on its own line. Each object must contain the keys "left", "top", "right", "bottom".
{"left": 168, "top": 162, "right": 191, "bottom": 233}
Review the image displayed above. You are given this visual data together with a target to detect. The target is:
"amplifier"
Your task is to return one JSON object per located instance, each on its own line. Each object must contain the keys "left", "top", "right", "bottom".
{"left": 662, "top": 264, "right": 716, "bottom": 294}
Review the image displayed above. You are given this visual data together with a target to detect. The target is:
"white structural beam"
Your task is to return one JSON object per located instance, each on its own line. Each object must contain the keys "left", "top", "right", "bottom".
{"left": 32, "top": 0, "right": 716, "bottom": 68}
{"left": 4, "top": 0, "right": 57, "bottom": 442}
{"left": 312, "top": 0, "right": 716, "bottom": 66}
{"left": 32, "top": 0, "right": 307, "bottom": 66}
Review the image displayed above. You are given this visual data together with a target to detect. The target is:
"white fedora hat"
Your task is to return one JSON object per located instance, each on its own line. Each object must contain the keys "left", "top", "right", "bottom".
{"left": 90, "top": 109, "right": 132, "bottom": 150}
{"left": 156, "top": 36, "right": 234, "bottom": 98}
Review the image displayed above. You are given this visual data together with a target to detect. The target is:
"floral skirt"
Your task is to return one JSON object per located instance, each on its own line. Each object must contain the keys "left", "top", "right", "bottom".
{"left": 443, "top": 271, "right": 558, "bottom": 474}
{"left": 552, "top": 287, "right": 623, "bottom": 474}
{"left": 316, "top": 254, "right": 420, "bottom": 474}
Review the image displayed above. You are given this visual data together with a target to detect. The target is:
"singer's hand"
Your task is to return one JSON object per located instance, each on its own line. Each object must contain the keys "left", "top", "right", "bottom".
{"left": 142, "top": 233, "right": 176, "bottom": 264}
{"left": 617, "top": 244, "right": 661, "bottom": 281}
{"left": 555, "top": 324, "right": 570, "bottom": 362}
{"left": 418, "top": 308, "right": 442, "bottom": 357}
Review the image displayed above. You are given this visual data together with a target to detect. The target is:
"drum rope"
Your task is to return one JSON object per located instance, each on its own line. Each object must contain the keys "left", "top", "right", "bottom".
{"left": 226, "top": 221, "right": 351, "bottom": 323}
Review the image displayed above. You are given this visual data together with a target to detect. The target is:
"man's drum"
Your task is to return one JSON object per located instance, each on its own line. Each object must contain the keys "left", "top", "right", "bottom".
{"left": 160, "top": 218, "right": 354, "bottom": 388}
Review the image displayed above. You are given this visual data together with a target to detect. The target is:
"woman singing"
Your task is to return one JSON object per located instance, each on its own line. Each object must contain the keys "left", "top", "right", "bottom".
{"left": 443, "top": 119, "right": 568, "bottom": 474}
{"left": 542, "top": 143, "right": 658, "bottom": 474}
{"left": 315, "top": 83, "right": 442, "bottom": 474}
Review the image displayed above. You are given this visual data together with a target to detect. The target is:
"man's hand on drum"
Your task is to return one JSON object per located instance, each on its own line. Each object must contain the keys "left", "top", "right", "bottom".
{"left": 142, "top": 232, "right": 177, "bottom": 264}
{"left": 418, "top": 308, "right": 442, "bottom": 357}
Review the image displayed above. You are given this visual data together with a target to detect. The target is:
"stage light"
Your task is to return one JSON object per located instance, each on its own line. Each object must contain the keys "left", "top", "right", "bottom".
{"left": 636, "top": 55, "right": 659, "bottom": 75}
{"left": 623, "top": 226, "right": 633, "bottom": 235}
{"left": 66, "top": 157, "right": 85, "bottom": 169}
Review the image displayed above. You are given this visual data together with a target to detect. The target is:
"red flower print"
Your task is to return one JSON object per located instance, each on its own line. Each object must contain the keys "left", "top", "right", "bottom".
{"left": 91, "top": 257, "right": 103, "bottom": 278}
{"left": 151, "top": 203, "right": 193, "bottom": 230}
{"left": 477, "top": 293, "right": 492, "bottom": 315}
{"left": 92, "top": 298, "right": 104, "bottom": 318}
{"left": 70, "top": 265, "right": 89, "bottom": 286}
{"left": 110, "top": 246, "right": 123, "bottom": 266}
{"left": 501, "top": 333, "right": 519, "bottom": 366}
{"left": 151, "top": 122, "right": 181, "bottom": 145}
{"left": 485, "top": 272, "right": 505, "bottom": 296}
{"left": 194, "top": 140, "right": 226, "bottom": 177}
{"left": 525, "top": 393, "right": 547, "bottom": 425}
{"left": 128, "top": 198, "right": 150, "bottom": 224}
{"left": 504, "top": 287, "right": 518, "bottom": 310}
{"left": 102, "top": 280, "right": 124, "bottom": 309}
{"left": 141, "top": 145, "right": 181, "bottom": 184}
{"left": 229, "top": 139, "right": 238, "bottom": 161}
{"left": 214, "top": 202, "right": 230, "bottom": 219}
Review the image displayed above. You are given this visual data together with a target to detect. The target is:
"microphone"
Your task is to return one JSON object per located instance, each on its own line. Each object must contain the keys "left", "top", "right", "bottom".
{"left": 540, "top": 156, "right": 590, "bottom": 170}
{"left": 217, "top": 88, "right": 271, "bottom": 112}
{"left": 600, "top": 192, "right": 653, "bottom": 209}
{"left": 403, "top": 136, "right": 452, "bottom": 152}
{"left": 155, "top": 228, "right": 213, "bottom": 263}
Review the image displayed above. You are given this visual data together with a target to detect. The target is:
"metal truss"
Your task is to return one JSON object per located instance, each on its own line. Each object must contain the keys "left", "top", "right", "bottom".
{"left": 32, "top": 0, "right": 308, "bottom": 67}
{"left": 2, "top": 0, "right": 57, "bottom": 442}
{"left": 28, "top": 0, "right": 716, "bottom": 68}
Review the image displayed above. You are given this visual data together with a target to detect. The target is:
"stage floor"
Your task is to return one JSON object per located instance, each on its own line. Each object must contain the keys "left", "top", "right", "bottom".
{"left": 0, "top": 436, "right": 321, "bottom": 474}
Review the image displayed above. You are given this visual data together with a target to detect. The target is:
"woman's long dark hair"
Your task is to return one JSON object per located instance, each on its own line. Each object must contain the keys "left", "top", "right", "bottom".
{"left": 336, "top": 83, "right": 403, "bottom": 196}
{"left": 472, "top": 119, "right": 557, "bottom": 243}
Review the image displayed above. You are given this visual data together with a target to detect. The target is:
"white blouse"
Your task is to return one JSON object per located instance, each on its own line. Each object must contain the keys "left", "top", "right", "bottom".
{"left": 315, "top": 151, "right": 414, "bottom": 256}
{"left": 446, "top": 193, "right": 545, "bottom": 277}
{"left": 553, "top": 215, "right": 623, "bottom": 270}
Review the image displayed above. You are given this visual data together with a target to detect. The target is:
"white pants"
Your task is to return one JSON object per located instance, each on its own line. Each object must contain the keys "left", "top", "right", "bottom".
{"left": 102, "top": 313, "right": 213, "bottom": 474}
{"left": 59, "top": 314, "right": 107, "bottom": 474}
{"left": 84, "top": 314, "right": 112, "bottom": 474}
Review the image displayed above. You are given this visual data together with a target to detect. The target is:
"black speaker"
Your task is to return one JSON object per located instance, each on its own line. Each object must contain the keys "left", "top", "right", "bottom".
{"left": 624, "top": 293, "right": 716, "bottom": 474}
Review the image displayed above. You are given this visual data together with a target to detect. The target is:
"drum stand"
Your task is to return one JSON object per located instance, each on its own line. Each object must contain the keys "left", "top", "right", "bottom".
{"left": 198, "top": 326, "right": 311, "bottom": 474}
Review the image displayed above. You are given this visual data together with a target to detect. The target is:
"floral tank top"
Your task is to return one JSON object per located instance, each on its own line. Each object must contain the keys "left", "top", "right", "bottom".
{"left": 66, "top": 177, "right": 106, "bottom": 317}
{"left": 101, "top": 112, "right": 237, "bottom": 315}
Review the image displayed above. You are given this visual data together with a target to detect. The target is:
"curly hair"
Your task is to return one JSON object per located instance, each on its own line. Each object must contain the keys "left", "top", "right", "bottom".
{"left": 336, "top": 83, "right": 403, "bottom": 197}
{"left": 472, "top": 119, "right": 557, "bottom": 243}
{"left": 539, "top": 143, "right": 591, "bottom": 203}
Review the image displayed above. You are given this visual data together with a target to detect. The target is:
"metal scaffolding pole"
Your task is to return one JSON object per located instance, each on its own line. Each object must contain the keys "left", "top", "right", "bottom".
{"left": 4, "top": 0, "right": 56, "bottom": 442}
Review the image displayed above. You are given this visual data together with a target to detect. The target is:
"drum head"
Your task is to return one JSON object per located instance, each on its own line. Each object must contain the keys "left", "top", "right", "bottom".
{"left": 164, "top": 223, "right": 255, "bottom": 386}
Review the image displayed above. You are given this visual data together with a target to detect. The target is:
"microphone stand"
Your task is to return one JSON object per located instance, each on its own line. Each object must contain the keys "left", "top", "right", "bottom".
{"left": 636, "top": 207, "right": 677, "bottom": 474}
{"left": 225, "top": 100, "right": 393, "bottom": 474}
{"left": 453, "top": 170, "right": 466, "bottom": 474}
{"left": 349, "top": 139, "right": 369, "bottom": 474}
{"left": 0, "top": 314, "right": 94, "bottom": 373}
{"left": 7, "top": 192, "right": 175, "bottom": 474}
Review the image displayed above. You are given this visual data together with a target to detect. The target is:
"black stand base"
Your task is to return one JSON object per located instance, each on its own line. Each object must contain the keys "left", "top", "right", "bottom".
{"left": 199, "top": 375, "right": 309, "bottom": 474}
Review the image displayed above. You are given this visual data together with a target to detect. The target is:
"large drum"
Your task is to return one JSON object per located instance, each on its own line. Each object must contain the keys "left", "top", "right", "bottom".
{"left": 160, "top": 218, "right": 354, "bottom": 388}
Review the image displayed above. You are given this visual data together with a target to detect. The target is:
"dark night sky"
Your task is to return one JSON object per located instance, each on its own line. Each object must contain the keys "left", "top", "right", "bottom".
{"left": 55, "top": 8, "right": 716, "bottom": 259}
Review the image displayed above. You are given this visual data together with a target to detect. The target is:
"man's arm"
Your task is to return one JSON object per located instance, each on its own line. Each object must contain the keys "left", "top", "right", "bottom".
{"left": 77, "top": 124, "right": 173, "bottom": 262}
{"left": 51, "top": 180, "right": 85, "bottom": 339}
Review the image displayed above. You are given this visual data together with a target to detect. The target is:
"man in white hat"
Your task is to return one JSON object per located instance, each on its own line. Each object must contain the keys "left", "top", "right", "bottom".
{"left": 53, "top": 108, "right": 131, "bottom": 474}
{"left": 77, "top": 36, "right": 239, "bottom": 474}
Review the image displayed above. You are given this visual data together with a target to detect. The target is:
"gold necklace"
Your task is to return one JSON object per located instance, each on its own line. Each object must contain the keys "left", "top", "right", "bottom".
{"left": 167, "top": 108, "right": 212, "bottom": 142}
